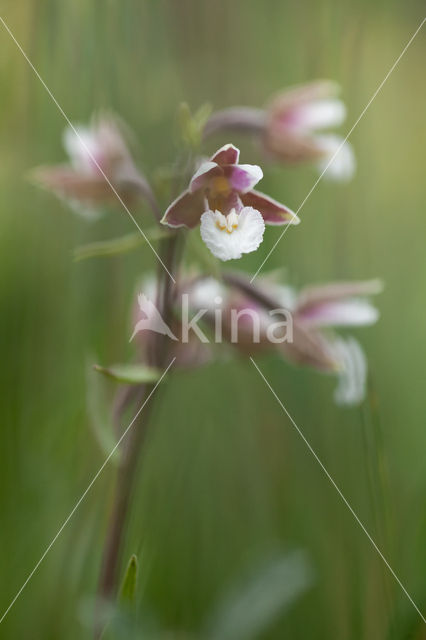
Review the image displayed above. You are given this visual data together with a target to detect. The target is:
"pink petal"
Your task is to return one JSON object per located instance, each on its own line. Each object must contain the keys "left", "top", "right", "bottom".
{"left": 189, "top": 161, "right": 222, "bottom": 193}
{"left": 240, "top": 190, "right": 299, "bottom": 225}
{"left": 263, "top": 128, "right": 327, "bottom": 164}
{"left": 210, "top": 143, "right": 240, "bottom": 165}
{"left": 267, "top": 80, "right": 340, "bottom": 119}
{"left": 297, "top": 280, "right": 383, "bottom": 311}
{"left": 297, "top": 299, "right": 379, "bottom": 328}
{"left": 224, "top": 164, "right": 263, "bottom": 193}
{"left": 32, "top": 166, "right": 116, "bottom": 202}
{"left": 161, "top": 189, "right": 205, "bottom": 228}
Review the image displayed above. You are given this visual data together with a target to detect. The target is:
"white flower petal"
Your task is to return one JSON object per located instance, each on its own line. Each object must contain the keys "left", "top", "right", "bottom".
{"left": 200, "top": 207, "right": 265, "bottom": 261}
{"left": 300, "top": 299, "right": 379, "bottom": 328}
{"left": 296, "top": 99, "right": 346, "bottom": 131}
{"left": 315, "top": 135, "right": 356, "bottom": 182}
{"left": 62, "top": 125, "right": 100, "bottom": 175}
{"left": 332, "top": 337, "right": 367, "bottom": 406}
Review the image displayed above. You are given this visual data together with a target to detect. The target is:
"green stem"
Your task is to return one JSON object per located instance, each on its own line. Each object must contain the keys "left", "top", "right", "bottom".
{"left": 95, "top": 232, "right": 181, "bottom": 638}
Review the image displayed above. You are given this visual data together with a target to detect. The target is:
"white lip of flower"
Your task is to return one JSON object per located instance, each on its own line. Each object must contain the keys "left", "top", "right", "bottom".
{"left": 200, "top": 206, "right": 265, "bottom": 261}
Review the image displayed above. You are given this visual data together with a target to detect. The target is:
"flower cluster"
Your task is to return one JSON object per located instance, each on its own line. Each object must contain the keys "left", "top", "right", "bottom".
{"left": 131, "top": 273, "right": 381, "bottom": 406}
{"left": 29, "top": 76, "right": 387, "bottom": 621}
{"left": 32, "top": 79, "right": 380, "bottom": 406}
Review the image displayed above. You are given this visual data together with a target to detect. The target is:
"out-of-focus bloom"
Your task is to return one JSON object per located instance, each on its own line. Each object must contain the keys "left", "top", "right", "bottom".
{"left": 32, "top": 115, "right": 156, "bottom": 219}
{"left": 278, "top": 278, "right": 381, "bottom": 404}
{"left": 269, "top": 278, "right": 381, "bottom": 400}
{"left": 284, "top": 279, "right": 382, "bottom": 329}
{"left": 264, "top": 81, "right": 355, "bottom": 179}
{"left": 203, "top": 273, "right": 382, "bottom": 405}
{"left": 131, "top": 272, "right": 381, "bottom": 405}
{"left": 161, "top": 144, "right": 299, "bottom": 261}
{"left": 203, "top": 81, "right": 355, "bottom": 182}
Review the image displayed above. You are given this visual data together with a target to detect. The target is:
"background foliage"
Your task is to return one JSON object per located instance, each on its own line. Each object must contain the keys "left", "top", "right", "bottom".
{"left": 0, "top": 0, "right": 425, "bottom": 638}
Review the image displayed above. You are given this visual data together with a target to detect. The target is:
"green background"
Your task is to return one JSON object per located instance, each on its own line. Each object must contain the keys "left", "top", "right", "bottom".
{"left": 0, "top": 0, "right": 425, "bottom": 638}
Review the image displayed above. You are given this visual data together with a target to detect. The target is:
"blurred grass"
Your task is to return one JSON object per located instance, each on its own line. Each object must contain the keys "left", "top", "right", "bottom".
{"left": 0, "top": 0, "right": 426, "bottom": 638}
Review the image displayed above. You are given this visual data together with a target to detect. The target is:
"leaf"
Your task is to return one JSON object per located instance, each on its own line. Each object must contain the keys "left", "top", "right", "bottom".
{"left": 94, "top": 363, "right": 162, "bottom": 385}
{"left": 193, "top": 102, "right": 213, "bottom": 132}
{"left": 178, "top": 101, "right": 212, "bottom": 148}
{"left": 205, "top": 550, "right": 313, "bottom": 640}
{"left": 86, "top": 358, "right": 120, "bottom": 463}
{"left": 74, "top": 228, "right": 171, "bottom": 261}
{"left": 119, "top": 555, "right": 138, "bottom": 605}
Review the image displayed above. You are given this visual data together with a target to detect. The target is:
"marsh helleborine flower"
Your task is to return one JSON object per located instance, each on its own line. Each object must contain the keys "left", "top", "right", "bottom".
{"left": 264, "top": 80, "right": 356, "bottom": 181}
{"left": 267, "top": 277, "right": 382, "bottom": 404}
{"left": 33, "top": 116, "right": 148, "bottom": 218}
{"left": 161, "top": 144, "right": 299, "bottom": 261}
{"left": 197, "top": 274, "right": 382, "bottom": 405}
{"left": 203, "top": 81, "right": 355, "bottom": 182}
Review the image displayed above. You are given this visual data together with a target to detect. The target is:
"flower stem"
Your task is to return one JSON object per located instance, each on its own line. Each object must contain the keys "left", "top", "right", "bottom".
{"left": 95, "top": 232, "right": 180, "bottom": 637}
{"left": 95, "top": 384, "right": 156, "bottom": 606}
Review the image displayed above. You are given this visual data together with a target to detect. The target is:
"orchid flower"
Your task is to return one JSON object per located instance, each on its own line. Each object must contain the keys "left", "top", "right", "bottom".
{"left": 190, "top": 273, "right": 381, "bottom": 405}
{"left": 264, "top": 80, "right": 355, "bottom": 180}
{"left": 285, "top": 278, "right": 383, "bottom": 328}
{"left": 203, "top": 81, "right": 355, "bottom": 182}
{"left": 161, "top": 144, "right": 299, "bottom": 261}
{"left": 267, "top": 277, "right": 382, "bottom": 403}
{"left": 32, "top": 115, "right": 155, "bottom": 219}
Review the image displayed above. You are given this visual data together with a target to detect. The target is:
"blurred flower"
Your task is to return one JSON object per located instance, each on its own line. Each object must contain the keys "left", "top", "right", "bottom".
{"left": 284, "top": 278, "right": 382, "bottom": 328}
{"left": 215, "top": 273, "right": 382, "bottom": 405}
{"left": 281, "top": 278, "right": 381, "bottom": 404}
{"left": 32, "top": 115, "right": 157, "bottom": 219}
{"left": 264, "top": 81, "right": 355, "bottom": 179}
{"left": 270, "top": 278, "right": 380, "bottom": 401}
{"left": 131, "top": 271, "right": 381, "bottom": 406}
{"left": 161, "top": 144, "right": 299, "bottom": 260}
{"left": 203, "top": 81, "right": 355, "bottom": 181}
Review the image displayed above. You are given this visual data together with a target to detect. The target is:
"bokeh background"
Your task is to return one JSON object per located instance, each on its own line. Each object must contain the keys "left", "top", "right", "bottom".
{"left": 1, "top": 0, "right": 425, "bottom": 638}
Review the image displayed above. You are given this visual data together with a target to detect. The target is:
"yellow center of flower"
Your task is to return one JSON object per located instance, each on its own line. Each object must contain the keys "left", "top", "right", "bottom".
{"left": 210, "top": 176, "right": 231, "bottom": 198}
{"left": 214, "top": 210, "right": 239, "bottom": 234}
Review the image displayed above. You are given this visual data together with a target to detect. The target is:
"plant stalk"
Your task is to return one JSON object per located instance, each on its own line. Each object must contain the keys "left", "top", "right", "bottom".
{"left": 95, "top": 232, "right": 180, "bottom": 637}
